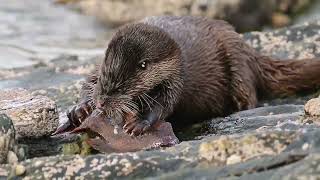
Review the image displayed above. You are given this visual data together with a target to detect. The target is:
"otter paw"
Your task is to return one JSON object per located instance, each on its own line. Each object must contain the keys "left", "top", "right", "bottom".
{"left": 67, "top": 101, "right": 92, "bottom": 126}
{"left": 123, "top": 120, "right": 151, "bottom": 136}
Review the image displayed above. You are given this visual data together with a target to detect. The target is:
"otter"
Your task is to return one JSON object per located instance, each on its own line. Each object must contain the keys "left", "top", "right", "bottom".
{"left": 61, "top": 16, "right": 320, "bottom": 136}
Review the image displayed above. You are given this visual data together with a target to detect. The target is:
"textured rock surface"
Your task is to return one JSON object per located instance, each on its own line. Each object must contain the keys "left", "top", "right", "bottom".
{"left": 0, "top": 130, "right": 319, "bottom": 179}
{"left": 0, "top": 88, "right": 59, "bottom": 138}
{"left": 244, "top": 21, "right": 320, "bottom": 60}
{"left": 64, "top": 0, "right": 313, "bottom": 31}
{"left": 305, "top": 96, "right": 320, "bottom": 116}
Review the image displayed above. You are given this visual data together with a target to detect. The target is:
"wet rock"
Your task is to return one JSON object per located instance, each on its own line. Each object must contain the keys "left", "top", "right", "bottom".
{"left": 0, "top": 130, "right": 318, "bottom": 179}
{"left": 64, "top": 0, "right": 312, "bottom": 31}
{"left": 0, "top": 88, "right": 59, "bottom": 138}
{"left": 178, "top": 104, "right": 305, "bottom": 140}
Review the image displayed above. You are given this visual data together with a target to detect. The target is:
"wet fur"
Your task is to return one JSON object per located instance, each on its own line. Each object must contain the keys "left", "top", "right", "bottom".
{"left": 71, "top": 16, "right": 320, "bottom": 133}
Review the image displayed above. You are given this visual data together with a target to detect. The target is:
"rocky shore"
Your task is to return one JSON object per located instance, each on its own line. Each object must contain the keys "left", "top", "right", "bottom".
{"left": 1, "top": 0, "right": 320, "bottom": 179}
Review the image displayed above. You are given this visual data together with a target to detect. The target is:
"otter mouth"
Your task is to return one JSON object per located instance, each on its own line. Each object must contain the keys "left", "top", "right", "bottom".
{"left": 147, "top": 82, "right": 163, "bottom": 98}
{"left": 134, "top": 82, "right": 164, "bottom": 114}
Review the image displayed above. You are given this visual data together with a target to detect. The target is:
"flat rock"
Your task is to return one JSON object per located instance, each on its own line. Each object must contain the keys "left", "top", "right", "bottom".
{"left": 0, "top": 129, "right": 317, "bottom": 179}
{"left": 0, "top": 88, "right": 59, "bottom": 138}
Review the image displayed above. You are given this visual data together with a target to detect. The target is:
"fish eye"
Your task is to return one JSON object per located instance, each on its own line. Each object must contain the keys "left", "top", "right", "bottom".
{"left": 139, "top": 61, "right": 147, "bottom": 69}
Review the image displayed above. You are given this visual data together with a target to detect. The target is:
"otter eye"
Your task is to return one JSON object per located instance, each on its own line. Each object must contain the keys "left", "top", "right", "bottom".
{"left": 139, "top": 61, "right": 147, "bottom": 69}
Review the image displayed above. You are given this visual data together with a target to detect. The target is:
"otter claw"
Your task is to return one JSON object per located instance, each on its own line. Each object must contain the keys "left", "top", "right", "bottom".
{"left": 52, "top": 121, "right": 74, "bottom": 136}
{"left": 52, "top": 101, "right": 93, "bottom": 136}
{"left": 123, "top": 120, "right": 151, "bottom": 136}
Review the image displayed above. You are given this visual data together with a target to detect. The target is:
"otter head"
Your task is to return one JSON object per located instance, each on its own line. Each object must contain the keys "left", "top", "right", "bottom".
{"left": 93, "top": 23, "right": 182, "bottom": 124}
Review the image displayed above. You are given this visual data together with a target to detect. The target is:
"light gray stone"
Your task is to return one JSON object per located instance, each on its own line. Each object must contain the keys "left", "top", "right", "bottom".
{"left": 0, "top": 88, "right": 59, "bottom": 138}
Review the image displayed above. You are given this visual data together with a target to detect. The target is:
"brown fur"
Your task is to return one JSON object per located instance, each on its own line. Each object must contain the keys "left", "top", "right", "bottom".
{"left": 69, "top": 16, "right": 320, "bottom": 134}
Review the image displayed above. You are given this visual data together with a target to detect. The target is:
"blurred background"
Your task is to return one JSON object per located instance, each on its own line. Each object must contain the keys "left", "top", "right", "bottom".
{"left": 59, "top": 0, "right": 320, "bottom": 32}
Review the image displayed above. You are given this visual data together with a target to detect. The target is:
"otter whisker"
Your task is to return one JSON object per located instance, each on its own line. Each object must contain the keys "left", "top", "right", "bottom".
{"left": 143, "top": 92, "right": 164, "bottom": 109}
{"left": 121, "top": 103, "right": 135, "bottom": 114}
{"left": 142, "top": 93, "right": 154, "bottom": 109}
{"left": 137, "top": 96, "right": 144, "bottom": 111}
{"left": 126, "top": 101, "right": 139, "bottom": 112}
{"left": 141, "top": 94, "right": 152, "bottom": 111}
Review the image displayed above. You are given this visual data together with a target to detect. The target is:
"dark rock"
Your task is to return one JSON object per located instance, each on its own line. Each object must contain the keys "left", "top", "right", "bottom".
{"left": 0, "top": 130, "right": 320, "bottom": 179}
{"left": 0, "top": 114, "right": 16, "bottom": 164}
{"left": 0, "top": 114, "right": 25, "bottom": 165}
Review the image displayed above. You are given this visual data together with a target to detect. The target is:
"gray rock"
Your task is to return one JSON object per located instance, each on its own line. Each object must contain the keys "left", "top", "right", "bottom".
{"left": 66, "top": 0, "right": 312, "bottom": 31}
{"left": 0, "top": 130, "right": 301, "bottom": 179}
{"left": 243, "top": 20, "right": 320, "bottom": 59}
{"left": 0, "top": 129, "right": 319, "bottom": 179}
{"left": 0, "top": 88, "right": 59, "bottom": 138}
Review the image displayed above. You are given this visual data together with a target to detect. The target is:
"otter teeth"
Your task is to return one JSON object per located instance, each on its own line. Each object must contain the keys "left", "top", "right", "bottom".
{"left": 113, "top": 125, "right": 120, "bottom": 134}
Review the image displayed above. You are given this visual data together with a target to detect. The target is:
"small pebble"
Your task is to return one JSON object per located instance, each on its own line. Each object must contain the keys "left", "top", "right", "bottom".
{"left": 0, "top": 137, "right": 5, "bottom": 150}
{"left": 15, "top": 164, "right": 26, "bottom": 176}
{"left": 302, "top": 143, "right": 309, "bottom": 150}
{"left": 34, "top": 161, "right": 42, "bottom": 167}
{"left": 7, "top": 151, "right": 18, "bottom": 164}
{"left": 226, "top": 154, "right": 242, "bottom": 165}
{"left": 114, "top": 125, "right": 119, "bottom": 135}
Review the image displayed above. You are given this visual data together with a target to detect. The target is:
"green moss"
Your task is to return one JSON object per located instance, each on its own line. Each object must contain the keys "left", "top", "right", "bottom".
{"left": 62, "top": 143, "right": 80, "bottom": 155}
{"left": 62, "top": 133, "right": 93, "bottom": 156}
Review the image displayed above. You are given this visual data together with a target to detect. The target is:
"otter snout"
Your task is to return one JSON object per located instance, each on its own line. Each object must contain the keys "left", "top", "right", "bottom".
{"left": 96, "top": 99, "right": 106, "bottom": 109}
